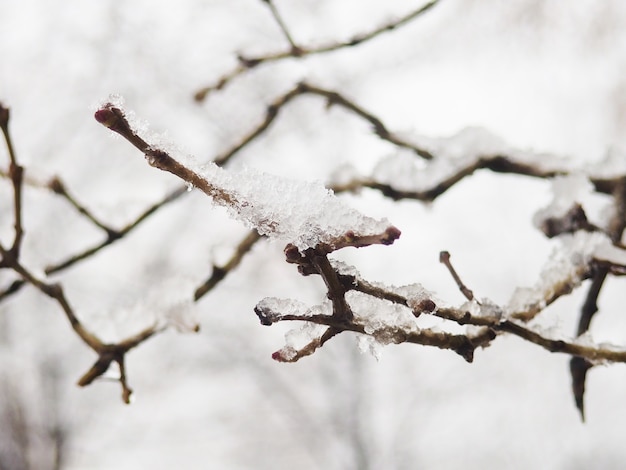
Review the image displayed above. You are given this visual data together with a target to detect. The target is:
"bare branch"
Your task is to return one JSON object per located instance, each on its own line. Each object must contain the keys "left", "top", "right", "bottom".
{"left": 439, "top": 251, "right": 474, "bottom": 301}
{"left": 47, "top": 177, "right": 119, "bottom": 237}
{"left": 194, "top": 230, "right": 262, "bottom": 301}
{"left": 214, "top": 82, "right": 433, "bottom": 166}
{"left": 569, "top": 176, "right": 626, "bottom": 419}
{"left": 0, "top": 103, "right": 24, "bottom": 259}
{"left": 44, "top": 185, "right": 187, "bottom": 275}
{"left": 262, "top": 0, "right": 301, "bottom": 53}
{"left": 194, "top": 1, "right": 441, "bottom": 101}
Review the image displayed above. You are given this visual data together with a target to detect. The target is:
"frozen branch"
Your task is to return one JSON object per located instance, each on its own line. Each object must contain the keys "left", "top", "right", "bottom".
{"left": 0, "top": 103, "right": 24, "bottom": 260}
{"left": 194, "top": 230, "right": 262, "bottom": 301}
{"left": 94, "top": 102, "right": 400, "bottom": 251}
{"left": 257, "top": 239, "right": 626, "bottom": 370}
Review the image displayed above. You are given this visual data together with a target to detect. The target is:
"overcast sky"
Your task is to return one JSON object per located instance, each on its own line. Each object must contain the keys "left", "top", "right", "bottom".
{"left": 2, "top": 1, "right": 626, "bottom": 469}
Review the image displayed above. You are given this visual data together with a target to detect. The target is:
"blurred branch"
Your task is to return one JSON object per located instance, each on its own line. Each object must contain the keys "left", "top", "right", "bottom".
{"left": 0, "top": 103, "right": 24, "bottom": 260}
{"left": 0, "top": 104, "right": 170, "bottom": 403}
{"left": 570, "top": 176, "right": 626, "bottom": 420}
{"left": 262, "top": 0, "right": 300, "bottom": 52}
{"left": 334, "top": 156, "right": 567, "bottom": 201}
{"left": 194, "top": 1, "right": 441, "bottom": 101}
{"left": 47, "top": 176, "right": 120, "bottom": 237}
{"left": 214, "top": 81, "right": 433, "bottom": 166}
{"left": 44, "top": 185, "right": 187, "bottom": 275}
{"left": 2, "top": 244, "right": 159, "bottom": 403}
{"left": 194, "top": 230, "right": 262, "bottom": 301}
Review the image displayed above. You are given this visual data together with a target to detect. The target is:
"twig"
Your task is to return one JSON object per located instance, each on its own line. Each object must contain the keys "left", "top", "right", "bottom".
{"left": 439, "top": 251, "right": 474, "bottom": 301}
{"left": 214, "top": 82, "right": 433, "bottom": 166}
{"left": 0, "top": 236, "right": 160, "bottom": 403}
{"left": 307, "top": 248, "right": 353, "bottom": 322}
{"left": 95, "top": 106, "right": 242, "bottom": 208}
{"left": 0, "top": 186, "right": 188, "bottom": 301}
{"left": 194, "top": 1, "right": 441, "bottom": 101}
{"left": 47, "top": 177, "right": 119, "bottom": 238}
{"left": 569, "top": 176, "right": 626, "bottom": 419}
{"left": 333, "top": 156, "right": 567, "bottom": 202}
{"left": 45, "top": 185, "right": 187, "bottom": 275}
{"left": 194, "top": 230, "right": 262, "bottom": 300}
{"left": 0, "top": 103, "right": 24, "bottom": 259}
{"left": 262, "top": 0, "right": 301, "bottom": 53}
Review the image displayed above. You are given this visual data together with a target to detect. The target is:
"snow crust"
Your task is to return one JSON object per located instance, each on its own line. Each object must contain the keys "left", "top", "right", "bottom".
{"left": 193, "top": 162, "right": 393, "bottom": 250}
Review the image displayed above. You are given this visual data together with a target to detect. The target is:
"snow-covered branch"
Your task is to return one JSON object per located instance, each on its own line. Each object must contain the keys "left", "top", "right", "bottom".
{"left": 90, "top": 97, "right": 626, "bottom": 418}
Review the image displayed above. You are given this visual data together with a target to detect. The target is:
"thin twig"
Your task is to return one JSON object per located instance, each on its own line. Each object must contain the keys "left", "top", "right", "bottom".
{"left": 214, "top": 82, "right": 433, "bottom": 166}
{"left": 194, "top": 230, "right": 262, "bottom": 300}
{"left": 334, "top": 156, "right": 568, "bottom": 202}
{"left": 262, "top": 0, "right": 301, "bottom": 53}
{"left": 45, "top": 185, "right": 187, "bottom": 275}
{"left": 47, "top": 177, "right": 119, "bottom": 237}
{"left": 0, "top": 103, "right": 24, "bottom": 258}
{"left": 194, "top": 1, "right": 441, "bottom": 101}
{"left": 439, "top": 251, "right": 474, "bottom": 301}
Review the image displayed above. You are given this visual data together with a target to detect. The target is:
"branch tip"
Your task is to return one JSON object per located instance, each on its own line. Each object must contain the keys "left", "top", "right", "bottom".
{"left": 0, "top": 102, "right": 10, "bottom": 129}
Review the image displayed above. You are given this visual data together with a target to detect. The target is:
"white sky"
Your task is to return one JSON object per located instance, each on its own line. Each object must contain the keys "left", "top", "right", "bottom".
{"left": 2, "top": 1, "right": 626, "bottom": 469}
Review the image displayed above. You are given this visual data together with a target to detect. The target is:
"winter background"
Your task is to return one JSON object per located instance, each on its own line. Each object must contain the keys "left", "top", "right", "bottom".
{"left": 1, "top": 0, "right": 626, "bottom": 469}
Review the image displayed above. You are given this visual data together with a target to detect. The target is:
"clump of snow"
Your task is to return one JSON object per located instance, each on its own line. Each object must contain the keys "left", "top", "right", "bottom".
{"left": 283, "top": 322, "right": 329, "bottom": 352}
{"left": 329, "top": 259, "right": 437, "bottom": 314}
{"left": 506, "top": 231, "right": 609, "bottom": 315}
{"left": 347, "top": 291, "right": 419, "bottom": 342}
{"left": 592, "top": 237, "right": 626, "bottom": 266}
{"left": 459, "top": 299, "right": 481, "bottom": 317}
{"left": 395, "top": 283, "right": 436, "bottom": 311}
{"left": 193, "top": 162, "right": 394, "bottom": 250}
{"left": 328, "top": 259, "right": 361, "bottom": 280}
{"left": 460, "top": 298, "right": 503, "bottom": 321}
{"left": 586, "top": 147, "right": 626, "bottom": 179}
{"left": 256, "top": 297, "right": 332, "bottom": 318}
{"left": 356, "top": 335, "right": 384, "bottom": 360}
{"left": 533, "top": 173, "right": 594, "bottom": 230}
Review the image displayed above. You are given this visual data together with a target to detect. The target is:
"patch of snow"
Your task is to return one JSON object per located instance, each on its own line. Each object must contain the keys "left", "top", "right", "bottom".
{"left": 506, "top": 231, "right": 608, "bottom": 315}
{"left": 533, "top": 173, "right": 594, "bottom": 229}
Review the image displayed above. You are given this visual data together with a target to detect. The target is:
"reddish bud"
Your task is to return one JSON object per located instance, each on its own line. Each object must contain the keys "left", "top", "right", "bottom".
{"left": 284, "top": 244, "right": 302, "bottom": 263}
{"left": 382, "top": 226, "right": 401, "bottom": 245}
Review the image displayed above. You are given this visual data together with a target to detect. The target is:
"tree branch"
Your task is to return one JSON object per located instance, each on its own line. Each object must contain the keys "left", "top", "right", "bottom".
{"left": 194, "top": 1, "right": 441, "bottom": 101}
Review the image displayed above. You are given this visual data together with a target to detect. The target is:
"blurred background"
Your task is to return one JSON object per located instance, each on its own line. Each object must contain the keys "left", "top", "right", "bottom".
{"left": 1, "top": 0, "right": 626, "bottom": 468}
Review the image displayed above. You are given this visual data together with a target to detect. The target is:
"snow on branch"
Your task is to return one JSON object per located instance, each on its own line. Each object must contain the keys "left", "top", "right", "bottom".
{"left": 194, "top": 1, "right": 441, "bottom": 101}
{"left": 255, "top": 237, "right": 626, "bottom": 368}
{"left": 90, "top": 98, "right": 626, "bottom": 420}
{"left": 94, "top": 102, "right": 401, "bottom": 252}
